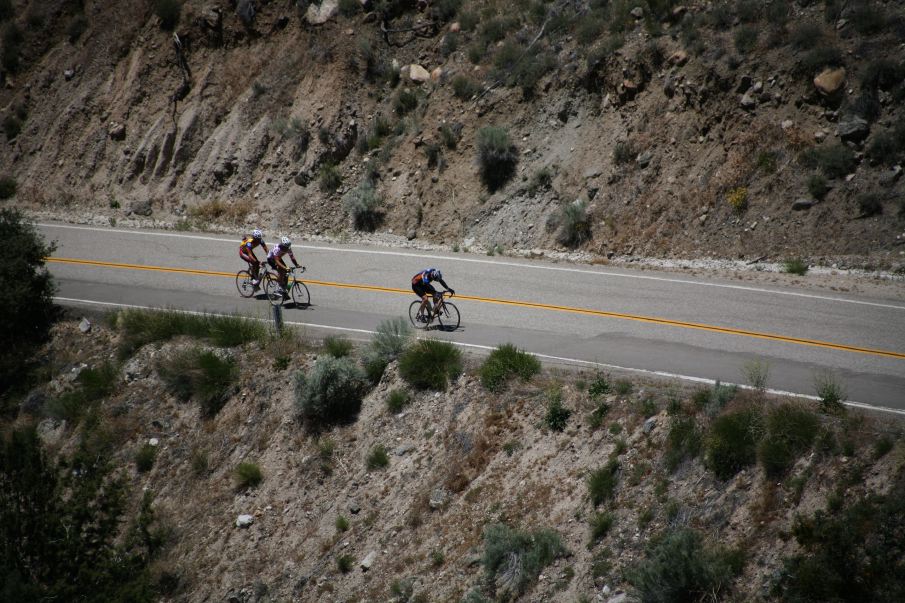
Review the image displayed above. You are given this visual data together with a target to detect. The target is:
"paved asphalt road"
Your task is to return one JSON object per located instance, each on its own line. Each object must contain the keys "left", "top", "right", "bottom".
{"left": 37, "top": 222, "right": 905, "bottom": 413}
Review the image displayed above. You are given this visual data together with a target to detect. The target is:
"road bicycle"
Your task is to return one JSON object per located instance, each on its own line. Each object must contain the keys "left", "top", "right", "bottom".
{"left": 408, "top": 291, "right": 460, "bottom": 331}
{"left": 236, "top": 263, "right": 276, "bottom": 299}
{"left": 264, "top": 266, "right": 310, "bottom": 308}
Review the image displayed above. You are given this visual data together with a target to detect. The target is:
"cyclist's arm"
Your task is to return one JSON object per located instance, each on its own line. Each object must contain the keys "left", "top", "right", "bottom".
{"left": 261, "top": 242, "right": 269, "bottom": 254}
{"left": 289, "top": 251, "right": 299, "bottom": 267}
{"left": 437, "top": 277, "right": 452, "bottom": 292}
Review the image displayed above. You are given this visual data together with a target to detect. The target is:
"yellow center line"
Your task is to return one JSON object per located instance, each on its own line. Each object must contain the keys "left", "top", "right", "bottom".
{"left": 46, "top": 256, "right": 905, "bottom": 360}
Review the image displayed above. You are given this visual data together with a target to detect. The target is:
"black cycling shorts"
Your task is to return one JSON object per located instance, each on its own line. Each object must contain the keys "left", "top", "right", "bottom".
{"left": 412, "top": 282, "right": 437, "bottom": 298}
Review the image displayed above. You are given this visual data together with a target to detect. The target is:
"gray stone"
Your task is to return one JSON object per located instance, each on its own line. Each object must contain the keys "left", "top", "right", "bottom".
{"left": 21, "top": 389, "right": 47, "bottom": 416}
{"left": 306, "top": 0, "right": 338, "bottom": 24}
{"left": 836, "top": 117, "right": 870, "bottom": 143}
{"left": 643, "top": 417, "right": 657, "bottom": 434}
{"left": 736, "top": 75, "right": 753, "bottom": 93}
{"left": 636, "top": 151, "right": 653, "bottom": 169}
{"left": 584, "top": 167, "right": 602, "bottom": 179}
{"left": 78, "top": 318, "right": 92, "bottom": 333}
{"left": 360, "top": 551, "right": 377, "bottom": 571}
{"left": 752, "top": 81, "right": 764, "bottom": 94}
{"left": 64, "top": 69, "right": 75, "bottom": 81}
{"left": 128, "top": 199, "right": 152, "bottom": 217}
{"left": 293, "top": 171, "right": 310, "bottom": 186}
{"left": 349, "top": 500, "right": 361, "bottom": 514}
{"left": 396, "top": 444, "right": 415, "bottom": 456}
{"left": 108, "top": 123, "right": 126, "bottom": 141}
{"left": 740, "top": 92, "right": 757, "bottom": 110}
{"left": 630, "top": 7, "right": 644, "bottom": 18}
{"left": 409, "top": 64, "right": 431, "bottom": 83}
{"left": 429, "top": 487, "right": 450, "bottom": 509}
{"left": 792, "top": 199, "right": 815, "bottom": 211}
{"left": 236, "top": 514, "right": 254, "bottom": 528}
{"left": 607, "top": 594, "right": 629, "bottom": 603}
{"left": 406, "top": 229, "right": 417, "bottom": 240}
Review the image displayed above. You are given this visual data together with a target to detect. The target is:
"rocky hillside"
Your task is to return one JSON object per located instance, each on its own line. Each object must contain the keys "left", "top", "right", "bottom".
{"left": 4, "top": 312, "right": 904, "bottom": 602}
{"left": 2, "top": 0, "right": 905, "bottom": 269}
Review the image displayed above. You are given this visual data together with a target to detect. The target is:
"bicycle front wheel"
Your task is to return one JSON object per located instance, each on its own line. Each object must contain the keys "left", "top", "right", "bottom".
{"left": 409, "top": 300, "right": 429, "bottom": 330}
{"left": 236, "top": 270, "right": 255, "bottom": 298}
{"left": 437, "top": 302, "right": 460, "bottom": 331}
{"left": 291, "top": 280, "right": 310, "bottom": 307}
{"left": 263, "top": 275, "right": 284, "bottom": 306}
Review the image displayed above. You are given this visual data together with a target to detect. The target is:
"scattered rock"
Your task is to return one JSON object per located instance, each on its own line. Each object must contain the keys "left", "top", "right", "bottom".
{"left": 618, "top": 79, "right": 638, "bottom": 102}
{"left": 752, "top": 81, "right": 764, "bottom": 94}
{"left": 630, "top": 6, "right": 644, "bottom": 19}
{"left": 396, "top": 443, "right": 415, "bottom": 456}
{"left": 814, "top": 130, "right": 827, "bottom": 142}
{"left": 78, "top": 318, "right": 92, "bottom": 333}
{"left": 667, "top": 50, "right": 688, "bottom": 66}
{"left": 449, "top": 22, "right": 461, "bottom": 33}
{"left": 792, "top": 199, "right": 815, "bottom": 211}
{"left": 636, "top": 151, "right": 653, "bottom": 169}
{"left": 306, "top": 0, "right": 338, "bottom": 25}
{"left": 349, "top": 501, "right": 361, "bottom": 514}
{"left": 781, "top": 119, "right": 794, "bottom": 131}
{"left": 429, "top": 487, "right": 450, "bottom": 510}
{"left": 430, "top": 67, "right": 444, "bottom": 83}
{"left": 108, "top": 122, "right": 126, "bottom": 141}
{"left": 584, "top": 167, "right": 602, "bottom": 179}
{"left": 409, "top": 64, "right": 431, "bottom": 83}
{"left": 294, "top": 171, "right": 310, "bottom": 186}
{"left": 128, "top": 199, "right": 152, "bottom": 217}
{"left": 406, "top": 229, "right": 417, "bottom": 240}
{"left": 814, "top": 67, "right": 846, "bottom": 96}
{"left": 236, "top": 514, "right": 254, "bottom": 528}
{"left": 643, "top": 417, "right": 657, "bottom": 434}
{"left": 360, "top": 551, "right": 377, "bottom": 571}
{"left": 740, "top": 91, "right": 757, "bottom": 110}
{"left": 880, "top": 165, "right": 902, "bottom": 186}
{"left": 21, "top": 389, "right": 47, "bottom": 416}
{"left": 149, "top": 437, "right": 159, "bottom": 447}
{"left": 64, "top": 69, "right": 75, "bottom": 81}
{"left": 836, "top": 116, "right": 870, "bottom": 143}
{"left": 607, "top": 594, "right": 629, "bottom": 603}
{"left": 736, "top": 75, "right": 752, "bottom": 94}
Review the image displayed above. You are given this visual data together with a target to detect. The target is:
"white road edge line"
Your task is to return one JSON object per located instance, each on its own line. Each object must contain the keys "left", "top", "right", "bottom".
{"left": 54, "top": 296, "right": 905, "bottom": 417}
{"left": 38, "top": 222, "right": 905, "bottom": 311}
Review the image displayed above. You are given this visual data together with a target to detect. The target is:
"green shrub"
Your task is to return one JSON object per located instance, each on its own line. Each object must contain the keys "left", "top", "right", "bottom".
{"left": 790, "top": 22, "right": 824, "bottom": 50}
{"left": 807, "top": 173, "right": 829, "bottom": 199}
{"left": 191, "top": 448, "right": 208, "bottom": 475}
{"left": 399, "top": 339, "right": 463, "bottom": 391}
{"left": 0, "top": 210, "right": 57, "bottom": 401}
{"left": 1, "top": 22, "right": 22, "bottom": 73}
{"left": 394, "top": 88, "right": 418, "bottom": 115}
{"left": 134, "top": 443, "right": 157, "bottom": 473}
{"left": 338, "top": 0, "right": 360, "bottom": 17}
{"left": 782, "top": 258, "right": 809, "bottom": 275}
{"left": 424, "top": 142, "right": 441, "bottom": 168}
{"left": 867, "top": 130, "right": 902, "bottom": 166}
{"left": 742, "top": 359, "right": 770, "bottom": 391}
{"left": 0, "top": 0, "right": 12, "bottom": 21}
{"left": 545, "top": 394, "right": 571, "bottom": 432}
{"left": 67, "top": 15, "right": 88, "bottom": 43}
{"left": 466, "top": 42, "right": 486, "bottom": 64}
{"left": 777, "top": 475, "right": 905, "bottom": 602}
{"left": 478, "top": 15, "right": 518, "bottom": 46}
{"left": 735, "top": 0, "right": 761, "bottom": 22}
{"left": 734, "top": 25, "right": 759, "bottom": 54}
{"left": 627, "top": 528, "right": 739, "bottom": 603}
{"left": 758, "top": 403, "right": 820, "bottom": 478}
{"left": 527, "top": 167, "right": 552, "bottom": 197}
{"left": 318, "top": 163, "right": 342, "bottom": 193}
{"left": 873, "top": 435, "right": 894, "bottom": 459}
{"left": 588, "top": 460, "right": 619, "bottom": 506}
{"left": 705, "top": 406, "right": 764, "bottom": 480}
{"left": 386, "top": 388, "right": 410, "bottom": 413}
{"left": 861, "top": 58, "right": 905, "bottom": 91}
{"left": 588, "top": 401, "right": 610, "bottom": 430}
{"left": 554, "top": 199, "right": 591, "bottom": 247}
{"left": 343, "top": 179, "right": 383, "bottom": 231}
{"left": 857, "top": 193, "right": 883, "bottom": 217}
{"left": 479, "top": 343, "right": 541, "bottom": 392}
{"left": 589, "top": 511, "right": 614, "bottom": 543}
{"left": 798, "top": 45, "right": 845, "bottom": 75}
{"left": 2, "top": 114, "right": 21, "bottom": 140}
{"left": 335, "top": 515, "right": 350, "bottom": 532}
{"left": 158, "top": 348, "right": 237, "bottom": 416}
{"left": 323, "top": 335, "right": 354, "bottom": 358}
{"left": 588, "top": 373, "right": 611, "bottom": 399}
{"left": 337, "top": 554, "right": 354, "bottom": 573}
{"left": 850, "top": 2, "right": 885, "bottom": 34}
{"left": 476, "top": 126, "right": 518, "bottom": 191}
{"left": 117, "top": 309, "right": 265, "bottom": 357}
{"left": 366, "top": 444, "right": 389, "bottom": 470}
{"left": 452, "top": 75, "right": 480, "bottom": 100}
{"left": 295, "top": 356, "right": 368, "bottom": 428}
{"left": 814, "top": 370, "right": 846, "bottom": 413}
{"left": 665, "top": 417, "right": 702, "bottom": 472}
{"left": 613, "top": 140, "right": 637, "bottom": 164}
{"left": 615, "top": 379, "right": 633, "bottom": 395}
{"left": 234, "top": 461, "right": 263, "bottom": 490}
{"left": 153, "top": 0, "right": 181, "bottom": 31}
{"left": 439, "top": 123, "right": 459, "bottom": 149}
{"left": 0, "top": 175, "right": 15, "bottom": 199}
{"left": 481, "top": 523, "right": 565, "bottom": 598}
{"left": 756, "top": 150, "right": 778, "bottom": 174}
{"left": 800, "top": 144, "right": 856, "bottom": 179}
{"left": 727, "top": 187, "right": 749, "bottom": 214}
{"left": 361, "top": 317, "right": 412, "bottom": 383}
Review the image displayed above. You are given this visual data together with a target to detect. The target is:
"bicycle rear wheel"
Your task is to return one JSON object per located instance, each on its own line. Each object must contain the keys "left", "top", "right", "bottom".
{"left": 263, "top": 274, "right": 284, "bottom": 306}
{"left": 290, "top": 280, "right": 310, "bottom": 307}
{"left": 236, "top": 270, "right": 255, "bottom": 298}
{"left": 408, "top": 300, "right": 430, "bottom": 330}
{"left": 437, "top": 301, "right": 460, "bottom": 331}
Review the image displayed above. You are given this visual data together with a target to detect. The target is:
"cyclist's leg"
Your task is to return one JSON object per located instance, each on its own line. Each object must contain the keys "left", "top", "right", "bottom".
{"left": 413, "top": 283, "right": 429, "bottom": 318}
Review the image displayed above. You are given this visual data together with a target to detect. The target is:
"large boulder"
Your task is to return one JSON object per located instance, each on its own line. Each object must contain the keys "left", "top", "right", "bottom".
{"left": 814, "top": 67, "right": 846, "bottom": 95}
{"left": 409, "top": 64, "right": 431, "bottom": 83}
{"left": 128, "top": 199, "right": 152, "bottom": 217}
{"left": 836, "top": 116, "right": 870, "bottom": 143}
{"left": 306, "top": 0, "right": 338, "bottom": 25}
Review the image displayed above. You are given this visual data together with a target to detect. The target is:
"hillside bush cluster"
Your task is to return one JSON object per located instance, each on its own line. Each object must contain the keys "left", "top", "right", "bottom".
{"left": 476, "top": 126, "right": 518, "bottom": 191}
{"left": 295, "top": 356, "right": 368, "bottom": 428}
{"left": 361, "top": 316, "right": 412, "bottom": 383}
{"left": 343, "top": 179, "right": 383, "bottom": 231}
{"left": 116, "top": 309, "right": 265, "bottom": 357}
{"left": 481, "top": 523, "right": 565, "bottom": 598}
{"left": 479, "top": 343, "right": 540, "bottom": 392}
{"left": 158, "top": 348, "right": 237, "bottom": 417}
{"left": 399, "top": 338, "right": 462, "bottom": 390}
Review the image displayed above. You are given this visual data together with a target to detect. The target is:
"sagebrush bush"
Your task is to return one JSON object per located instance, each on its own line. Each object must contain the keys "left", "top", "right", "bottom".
{"left": 807, "top": 173, "right": 829, "bottom": 199}
{"left": 800, "top": 144, "right": 855, "bottom": 179}
{"left": 479, "top": 344, "right": 540, "bottom": 392}
{"left": 789, "top": 22, "right": 824, "bottom": 50}
{"left": 366, "top": 444, "right": 389, "bottom": 470}
{"left": 758, "top": 403, "right": 820, "bottom": 478}
{"left": 394, "top": 88, "right": 418, "bottom": 115}
{"left": 386, "top": 388, "right": 410, "bottom": 413}
{"left": 451, "top": 75, "right": 480, "bottom": 100}
{"left": 0, "top": 175, "right": 17, "bottom": 199}
{"left": 665, "top": 417, "right": 702, "bottom": 472}
{"left": 482, "top": 523, "right": 565, "bottom": 598}
{"left": 335, "top": 515, "right": 350, "bottom": 532}
{"left": 613, "top": 140, "right": 636, "bottom": 164}
{"left": 588, "top": 460, "right": 619, "bottom": 506}
{"left": 798, "top": 46, "right": 844, "bottom": 75}
{"left": 589, "top": 511, "right": 614, "bottom": 543}
{"left": 158, "top": 348, "right": 237, "bottom": 416}
{"left": 323, "top": 335, "right": 353, "bottom": 358}
{"left": 782, "top": 258, "right": 809, "bottom": 275}
{"left": 399, "top": 338, "right": 462, "bottom": 390}
{"left": 527, "top": 167, "right": 552, "bottom": 197}
{"left": 134, "top": 444, "right": 157, "bottom": 473}
{"left": 153, "top": 0, "right": 181, "bottom": 30}
{"left": 362, "top": 316, "right": 412, "bottom": 383}
{"left": 705, "top": 406, "right": 764, "bottom": 479}
{"left": 545, "top": 393, "right": 571, "bottom": 432}
{"left": 117, "top": 309, "right": 265, "bottom": 358}
{"left": 234, "top": 461, "right": 263, "bottom": 490}
{"left": 861, "top": 58, "right": 905, "bottom": 91}
{"left": 337, "top": 554, "right": 354, "bottom": 573}
{"left": 2, "top": 114, "right": 20, "bottom": 140}
{"left": 627, "top": 528, "right": 739, "bottom": 603}
{"left": 867, "top": 130, "right": 901, "bottom": 165}
{"left": 857, "top": 193, "right": 883, "bottom": 217}
{"left": 295, "top": 356, "right": 368, "bottom": 428}
{"left": 343, "top": 179, "right": 383, "bottom": 231}
{"left": 318, "top": 163, "right": 342, "bottom": 193}
{"left": 439, "top": 123, "right": 459, "bottom": 149}
{"left": 589, "top": 373, "right": 611, "bottom": 399}
{"left": 555, "top": 199, "right": 591, "bottom": 247}
{"left": 734, "top": 25, "right": 758, "bottom": 54}
{"left": 476, "top": 126, "right": 518, "bottom": 191}
{"left": 814, "top": 370, "right": 846, "bottom": 413}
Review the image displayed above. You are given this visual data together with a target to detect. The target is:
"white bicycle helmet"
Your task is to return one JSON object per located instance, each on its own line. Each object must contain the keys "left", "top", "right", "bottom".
{"left": 280, "top": 236, "right": 292, "bottom": 249}
{"left": 252, "top": 229, "right": 263, "bottom": 240}
{"left": 430, "top": 268, "right": 442, "bottom": 280}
